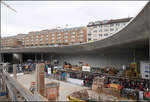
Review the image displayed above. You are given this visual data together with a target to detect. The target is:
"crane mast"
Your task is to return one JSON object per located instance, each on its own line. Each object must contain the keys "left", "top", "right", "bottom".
{"left": 1, "top": 1, "right": 17, "bottom": 13}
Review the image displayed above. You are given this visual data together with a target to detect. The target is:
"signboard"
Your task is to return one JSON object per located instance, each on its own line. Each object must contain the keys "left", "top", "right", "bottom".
{"left": 82, "top": 66, "right": 91, "bottom": 72}
{"left": 140, "top": 61, "right": 150, "bottom": 79}
{"left": 47, "top": 68, "right": 51, "bottom": 75}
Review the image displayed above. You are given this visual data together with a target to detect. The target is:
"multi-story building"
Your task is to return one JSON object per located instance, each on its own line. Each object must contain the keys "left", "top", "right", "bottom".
{"left": 23, "top": 26, "right": 87, "bottom": 47}
{"left": 1, "top": 36, "right": 22, "bottom": 48}
{"left": 1, "top": 26, "right": 87, "bottom": 48}
{"left": 87, "top": 17, "right": 132, "bottom": 42}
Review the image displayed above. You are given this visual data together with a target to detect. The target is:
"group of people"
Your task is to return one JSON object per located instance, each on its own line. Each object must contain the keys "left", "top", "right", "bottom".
{"left": 106, "top": 78, "right": 150, "bottom": 91}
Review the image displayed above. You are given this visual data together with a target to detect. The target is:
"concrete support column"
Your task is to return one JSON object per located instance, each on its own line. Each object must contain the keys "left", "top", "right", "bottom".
{"left": 13, "top": 53, "right": 22, "bottom": 64}
{"left": 36, "top": 63, "right": 45, "bottom": 97}
{"left": 149, "top": 34, "right": 150, "bottom": 62}
{"left": 13, "top": 64, "right": 17, "bottom": 79}
{"left": 35, "top": 53, "right": 37, "bottom": 62}
{"left": 2, "top": 54, "right": 4, "bottom": 62}
{"left": 41, "top": 53, "right": 43, "bottom": 61}
{"left": 0, "top": 54, "right": 2, "bottom": 63}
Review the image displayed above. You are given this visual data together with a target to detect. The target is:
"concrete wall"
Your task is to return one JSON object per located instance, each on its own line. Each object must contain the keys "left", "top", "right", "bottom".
{"left": 3, "top": 48, "right": 148, "bottom": 70}
{"left": 51, "top": 49, "right": 148, "bottom": 69}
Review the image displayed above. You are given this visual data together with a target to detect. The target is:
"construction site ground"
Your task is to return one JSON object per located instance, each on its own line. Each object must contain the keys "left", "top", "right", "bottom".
{"left": 17, "top": 73, "right": 89, "bottom": 101}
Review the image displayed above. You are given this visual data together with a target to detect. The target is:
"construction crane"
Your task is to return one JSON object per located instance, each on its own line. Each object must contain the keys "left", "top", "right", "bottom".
{"left": 1, "top": 1, "right": 17, "bottom": 13}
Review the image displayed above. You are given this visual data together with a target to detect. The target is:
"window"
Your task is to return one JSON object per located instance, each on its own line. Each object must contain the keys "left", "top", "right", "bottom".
{"left": 110, "top": 28, "right": 114, "bottom": 31}
{"left": 46, "top": 38, "right": 49, "bottom": 40}
{"left": 99, "top": 25, "right": 103, "bottom": 28}
{"left": 57, "top": 33, "right": 61, "bottom": 37}
{"left": 79, "top": 37, "right": 83, "bottom": 41}
{"left": 116, "top": 28, "right": 118, "bottom": 31}
{"left": 93, "top": 26, "right": 97, "bottom": 28}
{"left": 71, "top": 32, "right": 76, "bottom": 35}
{"left": 116, "top": 23, "right": 120, "bottom": 26}
{"left": 51, "top": 40, "right": 55, "bottom": 43}
{"left": 88, "top": 34, "right": 91, "bottom": 36}
{"left": 104, "top": 33, "right": 108, "bottom": 36}
{"left": 104, "top": 29, "right": 108, "bottom": 32}
{"left": 51, "top": 33, "right": 55, "bottom": 37}
{"left": 46, "top": 34, "right": 49, "bottom": 37}
{"left": 79, "top": 31, "right": 83, "bottom": 33}
{"left": 64, "top": 32, "right": 68, "bottom": 35}
{"left": 99, "top": 34, "right": 103, "bottom": 37}
{"left": 71, "top": 35, "right": 76, "bottom": 38}
{"left": 57, "top": 39, "right": 61, "bottom": 42}
{"left": 110, "top": 24, "right": 114, "bottom": 27}
{"left": 93, "top": 30, "right": 97, "bottom": 33}
{"left": 40, "top": 38, "right": 43, "bottom": 41}
{"left": 79, "top": 34, "right": 84, "bottom": 37}
{"left": 88, "top": 31, "right": 91, "bottom": 34}
{"left": 88, "top": 38, "right": 91, "bottom": 41}
{"left": 104, "top": 25, "right": 108, "bottom": 27}
{"left": 64, "top": 36, "right": 68, "bottom": 38}
{"left": 123, "top": 22, "right": 126, "bottom": 25}
{"left": 64, "top": 39, "right": 68, "bottom": 42}
{"left": 99, "top": 29, "right": 102, "bottom": 32}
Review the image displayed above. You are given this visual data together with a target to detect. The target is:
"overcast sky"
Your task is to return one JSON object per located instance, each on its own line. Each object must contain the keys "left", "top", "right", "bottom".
{"left": 1, "top": 1, "right": 148, "bottom": 37}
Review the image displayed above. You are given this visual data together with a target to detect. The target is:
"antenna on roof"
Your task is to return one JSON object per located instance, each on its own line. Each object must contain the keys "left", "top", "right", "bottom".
{"left": 65, "top": 24, "right": 68, "bottom": 28}
{"left": 128, "top": 14, "right": 130, "bottom": 18}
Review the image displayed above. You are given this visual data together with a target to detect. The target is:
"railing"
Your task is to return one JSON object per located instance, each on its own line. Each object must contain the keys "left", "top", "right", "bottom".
{"left": 0, "top": 65, "right": 46, "bottom": 101}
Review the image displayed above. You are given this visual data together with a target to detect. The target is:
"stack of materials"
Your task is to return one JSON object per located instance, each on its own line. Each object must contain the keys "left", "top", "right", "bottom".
{"left": 67, "top": 89, "right": 96, "bottom": 102}
{"left": 92, "top": 77, "right": 120, "bottom": 98}
{"left": 45, "top": 82, "right": 60, "bottom": 101}
{"left": 108, "top": 67, "right": 118, "bottom": 76}
{"left": 70, "top": 89, "right": 89, "bottom": 99}
{"left": 92, "top": 77, "right": 104, "bottom": 93}
{"left": 72, "top": 66, "right": 82, "bottom": 71}
{"left": 67, "top": 89, "right": 134, "bottom": 101}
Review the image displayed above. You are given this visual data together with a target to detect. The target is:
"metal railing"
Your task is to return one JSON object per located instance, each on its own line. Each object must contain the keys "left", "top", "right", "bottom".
{"left": 0, "top": 65, "right": 46, "bottom": 101}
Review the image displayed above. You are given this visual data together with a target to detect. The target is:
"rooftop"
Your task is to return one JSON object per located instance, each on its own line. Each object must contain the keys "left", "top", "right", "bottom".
{"left": 87, "top": 17, "right": 132, "bottom": 27}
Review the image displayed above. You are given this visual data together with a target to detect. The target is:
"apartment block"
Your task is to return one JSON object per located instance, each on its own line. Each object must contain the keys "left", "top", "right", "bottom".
{"left": 1, "top": 37, "right": 22, "bottom": 48}
{"left": 1, "top": 27, "right": 86, "bottom": 47}
{"left": 87, "top": 17, "right": 132, "bottom": 42}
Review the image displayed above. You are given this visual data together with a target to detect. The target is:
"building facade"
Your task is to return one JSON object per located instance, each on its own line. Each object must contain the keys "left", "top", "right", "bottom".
{"left": 1, "top": 37, "right": 22, "bottom": 48}
{"left": 1, "top": 26, "right": 87, "bottom": 48}
{"left": 87, "top": 17, "right": 132, "bottom": 42}
{"left": 22, "top": 27, "right": 87, "bottom": 47}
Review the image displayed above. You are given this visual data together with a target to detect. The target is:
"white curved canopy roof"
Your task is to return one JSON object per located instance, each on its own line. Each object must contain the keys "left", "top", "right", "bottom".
{"left": 1, "top": 2, "right": 150, "bottom": 54}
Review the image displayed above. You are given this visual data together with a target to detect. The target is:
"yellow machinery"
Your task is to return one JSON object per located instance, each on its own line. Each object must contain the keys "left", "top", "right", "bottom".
{"left": 125, "top": 62, "right": 139, "bottom": 78}
{"left": 67, "top": 96, "right": 85, "bottom": 102}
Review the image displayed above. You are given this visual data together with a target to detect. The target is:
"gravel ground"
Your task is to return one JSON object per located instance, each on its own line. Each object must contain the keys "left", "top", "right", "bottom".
{"left": 17, "top": 73, "right": 89, "bottom": 101}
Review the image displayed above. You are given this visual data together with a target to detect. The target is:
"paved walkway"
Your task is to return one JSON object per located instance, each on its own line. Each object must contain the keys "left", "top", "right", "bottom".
{"left": 17, "top": 73, "right": 89, "bottom": 101}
